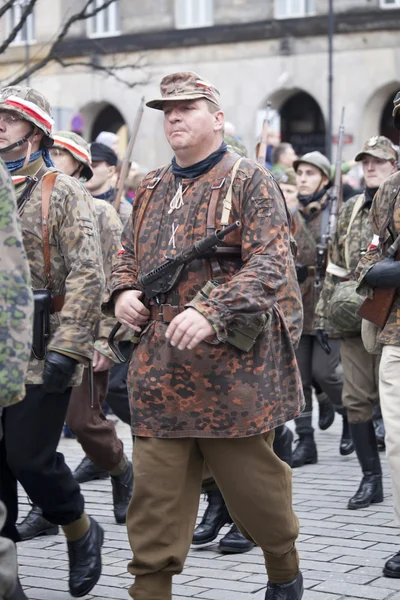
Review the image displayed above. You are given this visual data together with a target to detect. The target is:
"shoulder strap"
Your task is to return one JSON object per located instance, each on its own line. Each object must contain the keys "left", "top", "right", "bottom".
{"left": 344, "top": 195, "right": 364, "bottom": 271}
{"left": 206, "top": 153, "right": 242, "bottom": 236}
{"left": 41, "top": 173, "right": 57, "bottom": 289}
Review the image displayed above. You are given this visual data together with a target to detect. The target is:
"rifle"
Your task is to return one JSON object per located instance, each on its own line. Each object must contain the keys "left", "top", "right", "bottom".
{"left": 357, "top": 233, "right": 400, "bottom": 328}
{"left": 108, "top": 220, "right": 241, "bottom": 361}
{"left": 257, "top": 102, "right": 271, "bottom": 165}
{"left": 114, "top": 96, "right": 145, "bottom": 213}
{"left": 315, "top": 107, "right": 345, "bottom": 288}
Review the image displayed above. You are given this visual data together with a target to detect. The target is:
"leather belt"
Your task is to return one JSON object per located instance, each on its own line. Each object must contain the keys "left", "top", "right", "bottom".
{"left": 150, "top": 304, "right": 183, "bottom": 323}
{"left": 52, "top": 295, "right": 65, "bottom": 313}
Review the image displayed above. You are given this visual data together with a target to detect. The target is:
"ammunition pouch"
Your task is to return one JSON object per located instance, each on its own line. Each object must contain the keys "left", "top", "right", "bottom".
{"left": 189, "top": 281, "right": 270, "bottom": 352}
{"left": 32, "top": 290, "right": 65, "bottom": 360}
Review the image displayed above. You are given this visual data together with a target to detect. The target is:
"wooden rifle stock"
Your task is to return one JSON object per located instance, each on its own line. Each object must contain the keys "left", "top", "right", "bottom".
{"left": 357, "top": 240, "right": 400, "bottom": 329}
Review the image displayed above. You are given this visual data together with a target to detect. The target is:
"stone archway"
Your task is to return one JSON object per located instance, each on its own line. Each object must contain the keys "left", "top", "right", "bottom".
{"left": 257, "top": 88, "right": 326, "bottom": 157}
{"left": 380, "top": 91, "right": 399, "bottom": 144}
{"left": 363, "top": 81, "right": 400, "bottom": 142}
{"left": 77, "top": 101, "right": 128, "bottom": 157}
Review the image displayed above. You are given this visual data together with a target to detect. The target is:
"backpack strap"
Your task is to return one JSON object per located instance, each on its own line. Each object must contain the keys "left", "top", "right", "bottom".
{"left": 41, "top": 172, "right": 57, "bottom": 289}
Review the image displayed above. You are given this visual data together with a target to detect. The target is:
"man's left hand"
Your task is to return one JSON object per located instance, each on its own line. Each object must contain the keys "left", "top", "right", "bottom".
{"left": 165, "top": 308, "right": 215, "bottom": 351}
{"left": 93, "top": 349, "right": 114, "bottom": 372}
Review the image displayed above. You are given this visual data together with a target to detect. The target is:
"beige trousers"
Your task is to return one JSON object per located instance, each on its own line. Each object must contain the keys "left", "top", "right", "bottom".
{"left": 341, "top": 336, "right": 380, "bottom": 423}
{"left": 379, "top": 345, "right": 400, "bottom": 524}
{"left": 126, "top": 432, "right": 299, "bottom": 599}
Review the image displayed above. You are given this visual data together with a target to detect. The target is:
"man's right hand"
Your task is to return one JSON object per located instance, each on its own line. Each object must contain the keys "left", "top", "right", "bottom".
{"left": 114, "top": 290, "right": 150, "bottom": 333}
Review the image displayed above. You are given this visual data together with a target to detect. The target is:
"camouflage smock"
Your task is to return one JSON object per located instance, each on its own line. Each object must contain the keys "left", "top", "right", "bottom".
{"left": 315, "top": 192, "right": 372, "bottom": 323}
{"left": 106, "top": 152, "right": 304, "bottom": 439}
{"left": 294, "top": 192, "right": 340, "bottom": 336}
{"left": 13, "top": 157, "right": 105, "bottom": 385}
{"left": 92, "top": 198, "right": 127, "bottom": 361}
{"left": 356, "top": 171, "right": 400, "bottom": 346}
{"left": 0, "top": 159, "right": 33, "bottom": 407}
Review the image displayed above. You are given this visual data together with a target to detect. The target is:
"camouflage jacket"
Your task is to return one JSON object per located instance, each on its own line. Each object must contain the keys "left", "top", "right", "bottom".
{"left": 294, "top": 192, "right": 340, "bottom": 336}
{"left": 356, "top": 171, "right": 400, "bottom": 345}
{"left": 105, "top": 152, "right": 304, "bottom": 439}
{"left": 315, "top": 192, "right": 372, "bottom": 323}
{"left": 92, "top": 198, "right": 126, "bottom": 360}
{"left": 13, "top": 157, "right": 105, "bottom": 385}
{"left": 0, "top": 159, "right": 33, "bottom": 407}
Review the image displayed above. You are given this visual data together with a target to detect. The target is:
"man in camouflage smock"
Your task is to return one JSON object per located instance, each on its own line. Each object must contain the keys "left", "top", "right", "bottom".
{"left": 0, "top": 158, "right": 33, "bottom": 600}
{"left": 356, "top": 92, "right": 400, "bottom": 578}
{"left": 291, "top": 152, "right": 353, "bottom": 468}
{"left": 0, "top": 86, "right": 105, "bottom": 598}
{"left": 316, "top": 136, "right": 397, "bottom": 512}
{"left": 16, "top": 132, "right": 133, "bottom": 544}
{"left": 105, "top": 72, "right": 304, "bottom": 600}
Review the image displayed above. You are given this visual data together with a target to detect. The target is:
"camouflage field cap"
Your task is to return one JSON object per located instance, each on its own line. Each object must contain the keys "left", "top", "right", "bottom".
{"left": 146, "top": 72, "right": 221, "bottom": 110}
{"left": 293, "top": 151, "right": 331, "bottom": 180}
{"left": 53, "top": 131, "right": 93, "bottom": 181}
{"left": 355, "top": 135, "right": 397, "bottom": 162}
{"left": 0, "top": 86, "right": 54, "bottom": 147}
{"left": 275, "top": 167, "right": 297, "bottom": 186}
{"left": 392, "top": 91, "right": 400, "bottom": 131}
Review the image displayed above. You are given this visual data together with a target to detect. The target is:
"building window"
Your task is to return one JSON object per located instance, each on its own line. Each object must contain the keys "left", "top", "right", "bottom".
{"left": 175, "top": 0, "right": 214, "bottom": 29}
{"left": 8, "top": 2, "right": 35, "bottom": 45}
{"left": 275, "top": 0, "right": 316, "bottom": 19}
{"left": 380, "top": 0, "right": 400, "bottom": 7}
{"left": 87, "top": 0, "right": 120, "bottom": 38}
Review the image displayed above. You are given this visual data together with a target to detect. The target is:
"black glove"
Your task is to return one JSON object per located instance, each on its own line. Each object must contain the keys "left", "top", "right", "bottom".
{"left": 295, "top": 264, "right": 309, "bottom": 284}
{"left": 364, "top": 258, "right": 400, "bottom": 288}
{"left": 316, "top": 329, "right": 331, "bottom": 355}
{"left": 43, "top": 351, "right": 78, "bottom": 394}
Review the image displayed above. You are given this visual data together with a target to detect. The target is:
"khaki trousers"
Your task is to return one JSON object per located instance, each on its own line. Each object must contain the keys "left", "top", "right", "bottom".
{"left": 127, "top": 432, "right": 299, "bottom": 599}
{"left": 380, "top": 345, "right": 400, "bottom": 524}
{"left": 341, "top": 336, "right": 380, "bottom": 423}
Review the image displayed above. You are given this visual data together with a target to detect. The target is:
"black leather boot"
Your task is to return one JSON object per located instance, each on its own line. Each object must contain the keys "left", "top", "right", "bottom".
{"left": 317, "top": 393, "right": 335, "bottom": 431}
{"left": 192, "top": 489, "right": 230, "bottom": 545}
{"left": 218, "top": 523, "right": 255, "bottom": 554}
{"left": 17, "top": 505, "right": 59, "bottom": 541}
{"left": 273, "top": 425, "right": 294, "bottom": 467}
{"left": 111, "top": 461, "right": 134, "bottom": 524}
{"left": 348, "top": 421, "right": 383, "bottom": 510}
{"left": 265, "top": 571, "right": 303, "bottom": 599}
{"left": 339, "top": 414, "right": 354, "bottom": 456}
{"left": 8, "top": 579, "right": 29, "bottom": 600}
{"left": 373, "top": 405, "right": 386, "bottom": 450}
{"left": 67, "top": 516, "right": 104, "bottom": 598}
{"left": 384, "top": 551, "right": 400, "bottom": 578}
{"left": 73, "top": 456, "right": 109, "bottom": 484}
{"left": 292, "top": 434, "right": 317, "bottom": 468}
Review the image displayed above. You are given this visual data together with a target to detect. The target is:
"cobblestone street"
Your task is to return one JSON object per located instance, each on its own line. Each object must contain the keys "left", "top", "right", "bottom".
{"left": 16, "top": 413, "right": 400, "bottom": 600}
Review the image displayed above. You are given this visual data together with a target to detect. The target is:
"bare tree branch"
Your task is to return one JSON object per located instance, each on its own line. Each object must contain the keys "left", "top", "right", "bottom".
{"left": 4, "top": 0, "right": 119, "bottom": 86}
{"left": 0, "top": 0, "right": 38, "bottom": 55}
{"left": 0, "top": 0, "right": 16, "bottom": 20}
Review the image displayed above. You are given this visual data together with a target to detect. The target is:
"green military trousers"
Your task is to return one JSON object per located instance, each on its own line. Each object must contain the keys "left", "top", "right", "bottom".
{"left": 127, "top": 431, "right": 300, "bottom": 599}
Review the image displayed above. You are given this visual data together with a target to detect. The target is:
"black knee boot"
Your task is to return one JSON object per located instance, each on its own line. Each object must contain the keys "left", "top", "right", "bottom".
{"left": 192, "top": 489, "right": 230, "bottom": 545}
{"left": 292, "top": 434, "right": 317, "bottom": 468}
{"left": 336, "top": 408, "right": 354, "bottom": 456}
{"left": 273, "top": 425, "right": 294, "bottom": 467}
{"left": 348, "top": 421, "right": 383, "bottom": 510}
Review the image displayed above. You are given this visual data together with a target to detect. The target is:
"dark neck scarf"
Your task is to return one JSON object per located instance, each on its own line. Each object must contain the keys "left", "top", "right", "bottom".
{"left": 94, "top": 187, "right": 115, "bottom": 201}
{"left": 5, "top": 148, "right": 54, "bottom": 173}
{"left": 298, "top": 187, "right": 327, "bottom": 208}
{"left": 171, "top": 142, "right": 228, "bottom": 179}
{"left": 364, "top": 186, "right": 378, "bottom": 206}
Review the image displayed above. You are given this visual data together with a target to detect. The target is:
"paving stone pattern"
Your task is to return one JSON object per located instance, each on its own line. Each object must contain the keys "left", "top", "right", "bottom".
{"left": 17, "top": 412, "right": 400, "bottom": 599}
